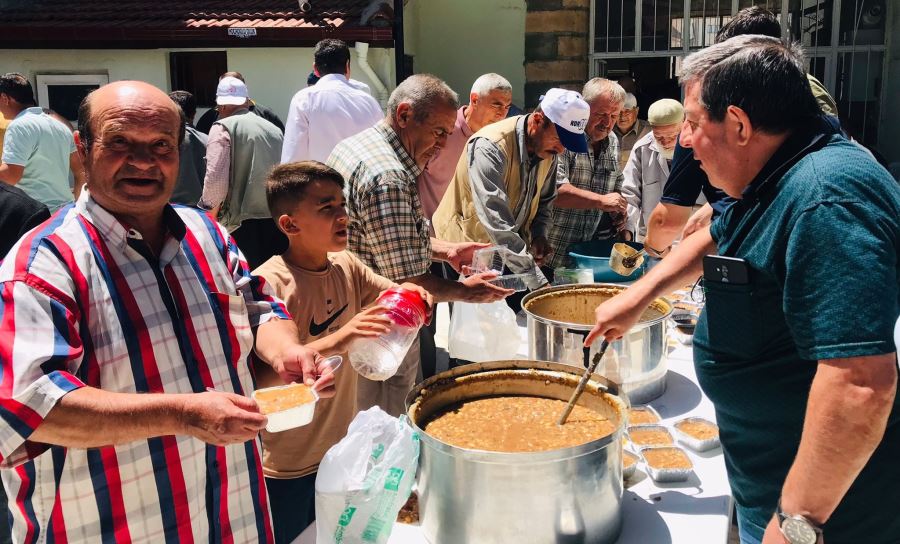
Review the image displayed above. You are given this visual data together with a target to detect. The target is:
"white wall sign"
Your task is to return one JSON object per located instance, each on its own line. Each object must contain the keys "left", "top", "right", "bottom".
{"left": 228, "top": 28, "right": 257, "bottom": 38}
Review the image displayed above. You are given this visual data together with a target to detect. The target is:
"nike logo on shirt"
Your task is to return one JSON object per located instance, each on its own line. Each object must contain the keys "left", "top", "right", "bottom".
{"left": 309, "top": 304, "right": 349, "bottom": 336}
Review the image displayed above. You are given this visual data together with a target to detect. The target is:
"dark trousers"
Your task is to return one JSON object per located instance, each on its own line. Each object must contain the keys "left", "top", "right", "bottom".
{"left": 0, "top": 490, "right": 10, "bottom": 544}
{"left": 266, "top": 474, "right": 317, "bottom": 544}
{"left": 501, "top": 266, "right": 556, "bottom": 314}
{"left": 232, "top": 218, "right": 287, "bottom": 270}
{"left": 421, "top": 261, "right": 457, "bottom": 380}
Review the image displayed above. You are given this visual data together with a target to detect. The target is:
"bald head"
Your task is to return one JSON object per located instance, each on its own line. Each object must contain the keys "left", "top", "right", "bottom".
{"left": 78, "top": 81, "right": 184, "bottom": 150}
{"left": 75, "top": 81, "right": 184, "bottom": 227}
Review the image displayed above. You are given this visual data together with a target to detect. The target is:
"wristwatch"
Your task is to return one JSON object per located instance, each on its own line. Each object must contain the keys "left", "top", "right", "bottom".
{"left": 644, "top": 243, "right": 670, "bottom": 259}
{"left": 776, "top": 500, "right": 823, "bottom": 544}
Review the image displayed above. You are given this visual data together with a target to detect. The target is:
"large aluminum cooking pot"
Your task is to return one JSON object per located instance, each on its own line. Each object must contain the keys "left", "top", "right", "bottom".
{"left": 522, "top": 284, "right": 673, "bottom": 404}
{"left": 406, "top": 360, "right": 628, "bottom": 544}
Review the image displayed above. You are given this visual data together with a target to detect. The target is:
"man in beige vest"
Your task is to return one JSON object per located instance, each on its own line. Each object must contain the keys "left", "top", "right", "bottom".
{"left": 433, "top": 88, "right": 590, "bottom": 289}
{"left": 200, "top": 76, "right": 284, "bottom": 268}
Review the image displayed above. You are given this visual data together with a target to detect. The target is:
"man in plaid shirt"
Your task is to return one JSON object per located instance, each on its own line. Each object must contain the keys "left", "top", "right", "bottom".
{"left": 546, "top": 78, "right": 629, "bottom": 270}
{"left": 327, "top": 74, "right": 511, "bottom": 413}
{"left": 0, "top": 82, "right": 335, "bottom": 543}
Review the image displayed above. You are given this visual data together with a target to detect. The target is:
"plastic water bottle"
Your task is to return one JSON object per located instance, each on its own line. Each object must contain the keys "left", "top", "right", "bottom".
{"left": 349, "top": 287, "right": 428, "bottom": 381}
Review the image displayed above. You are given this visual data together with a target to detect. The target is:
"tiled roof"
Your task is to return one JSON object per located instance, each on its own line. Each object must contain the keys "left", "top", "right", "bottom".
{"left": 0, "top": 0, "right": 395, "bottom": 47}
{"left": 0, "top": 0, "right": 391, "bottom": 28}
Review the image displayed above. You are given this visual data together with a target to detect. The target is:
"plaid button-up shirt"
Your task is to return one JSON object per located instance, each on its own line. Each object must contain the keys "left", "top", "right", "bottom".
{"left": 0, "top": 191, "right": 288, "bottom": 543}
{"left": 327, "top": 121, "right": 432, "bottom": 282}
{"left": 546, "top": 133, "right": 625, "bottom": 269}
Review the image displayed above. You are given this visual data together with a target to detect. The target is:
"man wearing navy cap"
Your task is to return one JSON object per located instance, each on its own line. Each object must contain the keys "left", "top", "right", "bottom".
{"left": 434, "top": 88, "right": 590, "bottom": 288}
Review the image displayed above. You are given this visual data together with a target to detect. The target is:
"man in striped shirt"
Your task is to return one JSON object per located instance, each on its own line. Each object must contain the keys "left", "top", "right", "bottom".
{"left": 0, "top": 81, "right": 332, "bottom": 543}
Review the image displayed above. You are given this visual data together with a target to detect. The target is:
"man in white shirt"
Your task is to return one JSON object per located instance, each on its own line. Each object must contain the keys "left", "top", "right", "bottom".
{"left": 281, "top": 39, "right": 384, "bottom": 164}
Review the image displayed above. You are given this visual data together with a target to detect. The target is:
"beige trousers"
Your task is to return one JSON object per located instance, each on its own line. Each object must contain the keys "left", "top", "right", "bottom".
{"left": 356, "top": 338, "right": 420, "bottom": 417}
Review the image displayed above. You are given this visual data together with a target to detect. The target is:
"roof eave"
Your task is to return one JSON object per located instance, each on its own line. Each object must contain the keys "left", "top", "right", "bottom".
{"left": 0, "top": 25, "right": 395, "bottom": 49}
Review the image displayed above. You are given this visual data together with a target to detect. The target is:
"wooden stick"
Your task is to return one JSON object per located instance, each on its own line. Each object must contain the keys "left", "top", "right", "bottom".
{"left": 557, "top": 339, "right": 611, "bottom": 426}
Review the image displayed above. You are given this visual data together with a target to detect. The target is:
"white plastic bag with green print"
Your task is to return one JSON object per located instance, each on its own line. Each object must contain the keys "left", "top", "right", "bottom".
{"left": 315, "top": 406, "right": 420, "bottom": 544}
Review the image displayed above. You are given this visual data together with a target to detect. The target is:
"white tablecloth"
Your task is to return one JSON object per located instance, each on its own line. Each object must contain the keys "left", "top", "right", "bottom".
{"left": 299, "top": 305, "right": 734, "bottom": 544}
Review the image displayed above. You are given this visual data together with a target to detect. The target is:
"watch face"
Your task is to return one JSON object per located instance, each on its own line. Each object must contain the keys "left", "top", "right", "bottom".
{"left": 782, "top": 517, "right": 818, "bottom": 544}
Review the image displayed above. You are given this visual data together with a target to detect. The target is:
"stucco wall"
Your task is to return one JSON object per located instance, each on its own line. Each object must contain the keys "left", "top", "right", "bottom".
{"left": 0, "top": 46, "right": 396, "bottom": 122}
{"left": 228, "top": 46, "right": 396, "bottom": 117}
{"left": 0, "top": 49, "right": 170, "bottom": 90}
{"left": 404, "top": 0, "right": 527, "bottom": 108}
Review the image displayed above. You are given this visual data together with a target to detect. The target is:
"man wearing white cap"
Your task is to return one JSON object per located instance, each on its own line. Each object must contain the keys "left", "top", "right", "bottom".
{"left": 434, "top": 87, "right": 590, "bottom": 288}
{"left": 621, "top": 98, "right": 685, "bottom": 240}
{"left": 200, "top": 76, "right": 284, "bottom": 267}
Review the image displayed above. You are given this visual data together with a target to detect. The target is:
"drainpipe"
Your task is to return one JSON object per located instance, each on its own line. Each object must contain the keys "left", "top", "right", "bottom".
{"left": 393, "top": 0, "right": 405, "bottom": 84}
{"left": 355, "top": 41, "right": 389, "bottom": 108}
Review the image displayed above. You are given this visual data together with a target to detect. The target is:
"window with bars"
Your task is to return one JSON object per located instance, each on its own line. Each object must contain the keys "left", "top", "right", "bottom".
{"left": 788, "top": 0, "right": 832, "bottom": 47}
{"left": 594, "top": 0, "right": 638, "bottom": 52}
{"left": 590, "top": 0, "right": 889, "bottom": 151}
{"left": 640, "top": 0, "right": 678, "bottom": 51}
{"left": 839, "top": 0, "right": 886, "bottom": 46}
{"left": 594, "top": 0, "right": 887, "bottom": 54}
{"left": 688, "top": 0, "right": 733, "bottom": 48}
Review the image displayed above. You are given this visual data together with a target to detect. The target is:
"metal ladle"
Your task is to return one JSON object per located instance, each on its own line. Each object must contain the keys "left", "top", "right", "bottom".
{"left": 557, "top": 339, "right": 612, "bottom": 425}
{"left": 609, "top": 243, "right": 646, "bottom": 276}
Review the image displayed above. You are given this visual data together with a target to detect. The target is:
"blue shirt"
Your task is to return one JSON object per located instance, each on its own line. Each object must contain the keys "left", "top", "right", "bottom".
{"left": 694, "top": 123, "right": 900, "bottom": 543}
{"left": 1, "top": 107, "right": 75, "bottom": 211}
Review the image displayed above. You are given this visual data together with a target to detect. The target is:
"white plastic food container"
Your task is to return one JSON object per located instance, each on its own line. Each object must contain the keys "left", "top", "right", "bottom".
{"left": 252, "top": 383, "right": 319, "bottom": 433}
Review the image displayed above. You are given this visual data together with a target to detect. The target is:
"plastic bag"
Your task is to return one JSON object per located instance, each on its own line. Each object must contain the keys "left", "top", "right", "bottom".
{"left": 448, "top": 299, "right": 521, "bottom": 362}
{"left": 315, "top": 407, "right": 420, "bottom": 544}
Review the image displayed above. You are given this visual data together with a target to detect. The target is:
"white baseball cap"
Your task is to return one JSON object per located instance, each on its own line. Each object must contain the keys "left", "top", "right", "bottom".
{"left": 539, "top": 88, "right": 590, "bottom": 153}
{"left": 216, "top": 76, "right": 249, "bottom": 106}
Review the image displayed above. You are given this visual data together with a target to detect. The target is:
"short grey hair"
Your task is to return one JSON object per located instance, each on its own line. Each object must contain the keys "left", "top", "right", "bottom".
{"left": 581, "top": 78, "right": 626, "bottom": 106}
{"left": 623, "top": 93, "right": 638, "bottom": 109}
{"left": 470, "top": 73, "right": 512, "bottom": 97}
{"left": 387, "top": 74, "right": 459, "bottom": 123}
{"left": 681, "top": 34, "right": 803, "bottom": 84}
{"left": 681, "top": 34, "right": 819, "bottom": 133}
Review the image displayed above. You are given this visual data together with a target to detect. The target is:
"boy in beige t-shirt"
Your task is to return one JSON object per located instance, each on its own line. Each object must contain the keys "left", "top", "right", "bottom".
{"left": 253, "top": 161, "right": 431, "bottom": 544}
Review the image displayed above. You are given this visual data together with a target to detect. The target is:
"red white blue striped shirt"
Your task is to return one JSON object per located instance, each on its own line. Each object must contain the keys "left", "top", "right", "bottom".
{"left": 0, "top": 191, "right": 289, "bottom": 543}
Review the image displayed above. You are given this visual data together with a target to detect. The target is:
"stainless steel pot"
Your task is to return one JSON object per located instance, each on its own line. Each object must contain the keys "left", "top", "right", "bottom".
{"left": 522, "top": 284, "right": 673, "bottom": 404}
{"left": 406, "top": 360, "right": 628, "bottom": 544}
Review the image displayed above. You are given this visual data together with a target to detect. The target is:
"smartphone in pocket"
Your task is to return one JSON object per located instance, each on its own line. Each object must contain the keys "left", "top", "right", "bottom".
{"left": 703, "top": 255, "right": 750, "bottom": 285}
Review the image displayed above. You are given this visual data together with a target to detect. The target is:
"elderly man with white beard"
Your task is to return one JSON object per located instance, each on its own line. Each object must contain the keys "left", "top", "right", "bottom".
{"left": 621, "top": 98, "right": 685, "bottom": 240}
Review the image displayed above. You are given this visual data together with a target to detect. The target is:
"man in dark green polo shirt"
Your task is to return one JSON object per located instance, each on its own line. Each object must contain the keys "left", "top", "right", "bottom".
{"left": 585, "top": 35, "right": 899, "bottom": 544}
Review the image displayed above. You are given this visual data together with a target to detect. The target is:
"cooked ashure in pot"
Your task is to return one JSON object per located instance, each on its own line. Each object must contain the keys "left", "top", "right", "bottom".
{"left": 524, "top": 287, "right": 667, "bottom": 326}
{"left": 254, "top": 383, "right": 316, "bottom": 415}
{"left": 643, "top": 447, "right": 693, "bottom": 470}
{"left": 423, "top": 396, "right": 617, "bottom": 453}
{"left": 675, "top": 419, "right": 719, "bottom": 441}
